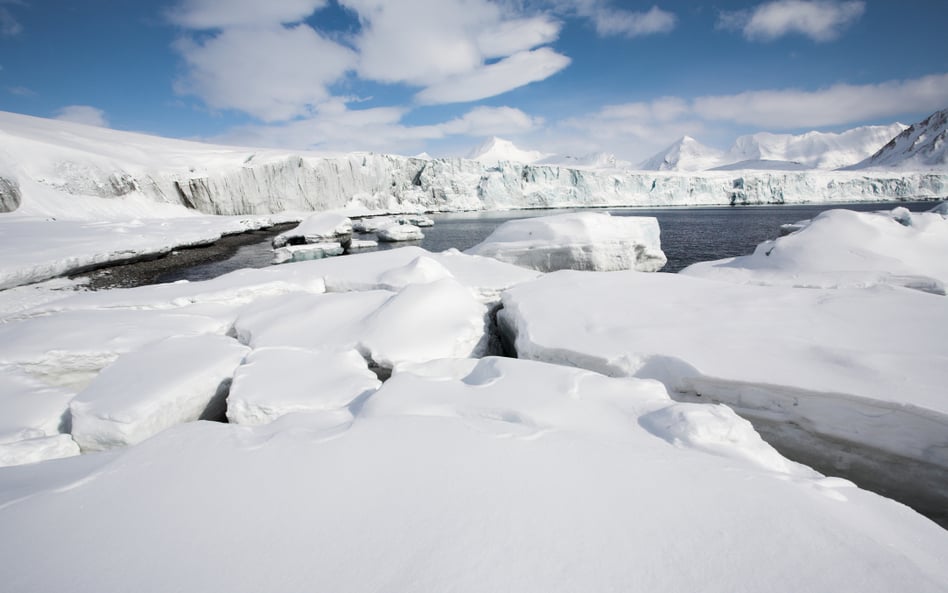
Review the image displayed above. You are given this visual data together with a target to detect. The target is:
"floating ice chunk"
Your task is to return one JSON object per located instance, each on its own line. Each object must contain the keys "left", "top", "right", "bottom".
{"left": 227, "top": 347, "right": 380, "bottom": 425}
{"left": 346, "top": 239, "right": 378, "bottom": 250}
{"left": 0, "top": 367, "right": 74, "bottom": 445}
{"left": 376, "top": 222, "right": 423, "bottom": 242}
{"left": 272, "top": 213, "right": 352, "bottom": 248}
{"left": 361, "top": 278, "right": 488, "bottom": 370}
{"left": 397, "top": 214, "right": 434, "bottom": 227}
{"left": 352, "top": 216, "right": 391, "bottom": 233}
{"left": 271, "top": 242, "right": 344, "bottom": 264}
{"left": 0, "top": 434, "right": 80, "bottom": 467}
{"left": 466, "top": 211, "right": 666, "bottom": 272}
{"left": 70, "top": 334, "right": 250, "bottom": 451}
{"left": 683, "top": 207, "right": 948, "bottom": 294}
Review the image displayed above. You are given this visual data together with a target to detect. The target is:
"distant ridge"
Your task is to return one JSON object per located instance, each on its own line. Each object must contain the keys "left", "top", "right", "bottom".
{"left": 847, "top": 109, "right": 948, "bottom": 170}
{"left": 466, "top": 137, "right": 550, "bottom": 165}
{"left": 638, "top": 136, "right": 723, "bottom": 172}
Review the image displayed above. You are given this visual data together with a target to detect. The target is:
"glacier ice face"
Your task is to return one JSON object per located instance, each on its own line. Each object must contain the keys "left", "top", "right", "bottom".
{"left": 466, "top": 211, "right": 667, "bottom": 272}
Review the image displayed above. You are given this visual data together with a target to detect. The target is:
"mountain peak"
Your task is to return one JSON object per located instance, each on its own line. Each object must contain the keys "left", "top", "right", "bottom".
{"left": 847, "top": 108, "right": 948, "bottom": 171}
{"left": 638, "top": 136, "right": 723, "bottom": 172}
{"left": 466, "top": 137, "right": 549, "bottom": 164}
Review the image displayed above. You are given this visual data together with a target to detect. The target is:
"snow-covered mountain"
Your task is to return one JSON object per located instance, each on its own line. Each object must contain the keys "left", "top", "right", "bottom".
{"left": 639, "top": 136, "right": 724, "bottom": 172}
{"left": 1, "top": 110, "right": 946, "bottom": 221}
{"left": 537, "top": 151, "right": 630, "bottom": 170}
{"left": 724, "top": 124, "right": 908, "bottom": 170}
{"left": 848, "top": 109, "right": 948, "bottom": 170}
{"left": 466, "top": 137, "right": 551, "bottom": 165}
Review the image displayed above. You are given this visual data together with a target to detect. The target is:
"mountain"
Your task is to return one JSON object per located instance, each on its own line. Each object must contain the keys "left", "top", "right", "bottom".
{"left": 466, "top": 137, "right": 550, "bottom": 165}
{"left": 723, "top": 123, "right": 908, "bottom": 170}
{"left": 537, "top": 152, "right": 631, "bottom": 170}
{"left": 639, "top": 136, "right": 724, "bottom": 172}
{"left": 848, "top": 109, "right": 948, "bottom": 170}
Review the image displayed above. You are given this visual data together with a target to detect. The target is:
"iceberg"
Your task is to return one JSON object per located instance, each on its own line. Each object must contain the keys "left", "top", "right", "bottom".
{"left": 376, "top": 222, "right": 423, "bottom": 242}
{"left": 271, "top": 212, "right": 353, "bottom": 248}
{"left": 466, "top": 211, "right": 666, "bottom": 272}
{"left": 271, "top": 242, "right": 345, "bottom": 264}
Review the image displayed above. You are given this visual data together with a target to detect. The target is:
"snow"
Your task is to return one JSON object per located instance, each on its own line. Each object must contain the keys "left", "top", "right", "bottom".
{"left": 0, "top": 434, "right": 79, "bottom": 467}
{"left": 849, "top": 109, "right": 948, "bottom": 171}
{"left": 466, "top": 211, "right": 666, "bottom": 272}
{"left": 69, "top": 334, "right": 250, "bottom": 452}
{"left": 0, "top": 368, "right": 73, "bottom": 444}
{"left": 271, "top": 212, "right": 352, "bottom": 248}
{"left": 1, "top": 356, "right": 947, "bottom": 592}
{"left": 466, "top": 136, "right": 551, "bottom": 164}
{"left": 227, "top": 347, "right": 379, "bottom": 425}
{"left": 639, "top": 135, "right": 724, "bottom": 172}
{"left": 681, "top": 206, "right": 948, "bottom": 294}
{"left": 272, "top": 242, "right": 344, "bottom": 264}
{"left": 375, "top": 222, "right": 423, "bottom": 241}
{"left": 499, "top": 270, "right": 948, "bottom": 514}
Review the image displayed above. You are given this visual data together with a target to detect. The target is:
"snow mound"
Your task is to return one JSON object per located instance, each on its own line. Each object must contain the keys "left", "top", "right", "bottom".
{"left": 849, "top": 108, "right": 948, "bottom": 170}
{"left": 466, "top": 211, "right": 666, "bottom": 272}
{"left": 1, "top": 356, "right": 947, "bottom": 592}
{"left": 69, "top": 334, "right": 250, "bottom": 451}
{"left": 0, "top": 367, "right": 73, "bottom": 446}
{"left": 0, "top": 434, "right": 79, "bottom": 467}
{"left": 227, "top": 347, "right": 379, "bottom": 425}
{"left": 681, "top": 207, "right": 948, "bottom": 294}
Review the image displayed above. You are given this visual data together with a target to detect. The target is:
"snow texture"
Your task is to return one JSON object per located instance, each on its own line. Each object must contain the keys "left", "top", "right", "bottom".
{"left": 1, "top": 357, "right": 947, "bottom": 592}
{"left": 466, "top": 211, "right": 666, "bottom": 272}
{"left": 375, "top": 222, "right": 423, "bottom": 242}
{"left": 69, "top": 334, "right": 250, "bottom": 451}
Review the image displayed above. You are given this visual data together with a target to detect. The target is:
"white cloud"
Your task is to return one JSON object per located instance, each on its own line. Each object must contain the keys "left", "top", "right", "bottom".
{"left": 415, "top": 47, "right": 570, "bottom": 105}
{"left": 167, "top": 0, "right": 328, "bottom": 29}
{"left": 215, "top": 103, "right": 540, "bottom": 154}
{"left": 173, "top": 25, "right": 356, "bottom": 122}
{"left": 557, "top": 1, "right": 677, "bottom": 38}
{"left": 341, "top": 0, "right": 567, "bottom": 103}
{"left": 719, "top": 0, "right": 865, "bottom": 42}
{"left": 692, "top": 73, "right": 948, "bottom": 127}
{"left": 0, "top": 3, "right": 23, "bottom": 37}
{"left": 54, "top": 105, "right": 109, "bottom": 128}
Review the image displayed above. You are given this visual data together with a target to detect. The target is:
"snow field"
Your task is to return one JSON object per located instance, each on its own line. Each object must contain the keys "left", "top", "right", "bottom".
{"left": 1, "top": 356, "right": 947, "bottom": 592}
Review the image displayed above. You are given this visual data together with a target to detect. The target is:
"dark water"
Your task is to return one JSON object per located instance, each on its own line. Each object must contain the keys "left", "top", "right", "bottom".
{"left": 163, "top": 201, "right": 939, "bottom": 282}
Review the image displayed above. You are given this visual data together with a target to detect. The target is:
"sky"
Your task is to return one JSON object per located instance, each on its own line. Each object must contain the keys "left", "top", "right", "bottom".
{"left": 1, "top": 0, "right": 947, "bottom": 163}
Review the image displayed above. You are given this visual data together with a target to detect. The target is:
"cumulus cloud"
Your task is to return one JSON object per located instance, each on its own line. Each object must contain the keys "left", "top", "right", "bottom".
{"left": 341, "top": 0, "right": 568, "bottom": 103}
{"left": 415, "top": 47, "right": 570, "bottom": 105}
{"left": 719, "top": 0, "right": 865, "bottom": 42}
{"left": 173, "top": 25, "right": 357, "bottom": 122}
{"left": 54, "top": 105, "right": 109, "bottom": 127}
{"left": 167, "top": 0, "right": 328, "bottom": 29}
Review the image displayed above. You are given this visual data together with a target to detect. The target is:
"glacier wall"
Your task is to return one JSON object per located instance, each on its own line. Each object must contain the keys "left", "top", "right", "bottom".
{"left": 10, "top": 152, "right": 948, "bottom": 217}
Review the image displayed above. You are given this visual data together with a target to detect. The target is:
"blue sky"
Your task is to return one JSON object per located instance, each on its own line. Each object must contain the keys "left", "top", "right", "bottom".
{"left": 1, "top": 0, "right": 946, "bottom": 162}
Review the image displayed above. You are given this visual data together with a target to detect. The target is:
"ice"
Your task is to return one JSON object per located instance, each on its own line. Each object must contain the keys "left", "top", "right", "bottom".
{"left": 271, "top": 212, "right": 352, "bottom": 248}
{"left": 375, "top": 222, "right": 423, "bottom": 242}
{"left": 466, "top": 211, "right": 667, "bottom": 272}
{"left": 359, "top": 278, "right": 488, "bottom": 370}
{"left": 227, "top": 347, "right": 379, "bottom": 425}
{"left": 346, "top": 238, "right": 377, "bottom": 249}
{"left": 0, "top": 434, "right": 80, "bottom": 467}
{"left": 681, "top": 207, "right": 948, "bottom": 294}
{"left": 69, "top": 334, "right": 250, "bottom": 452}
{"left": 499, "top": 270, "right": 948, "bottom": 514}
{"left": 375, "top": 255, "right": 454, "bottom": 290}
{"left": 0, "top": 368, "right": 73, "bottom": 445}
{"left": 0, "top": 308, "right": 231, "bottom": 390}
{"left": 1, "top": 356, "right": 946, "bottom": 592}
{"left": 271, "top": 242, "right": 344, "bottom": 264}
